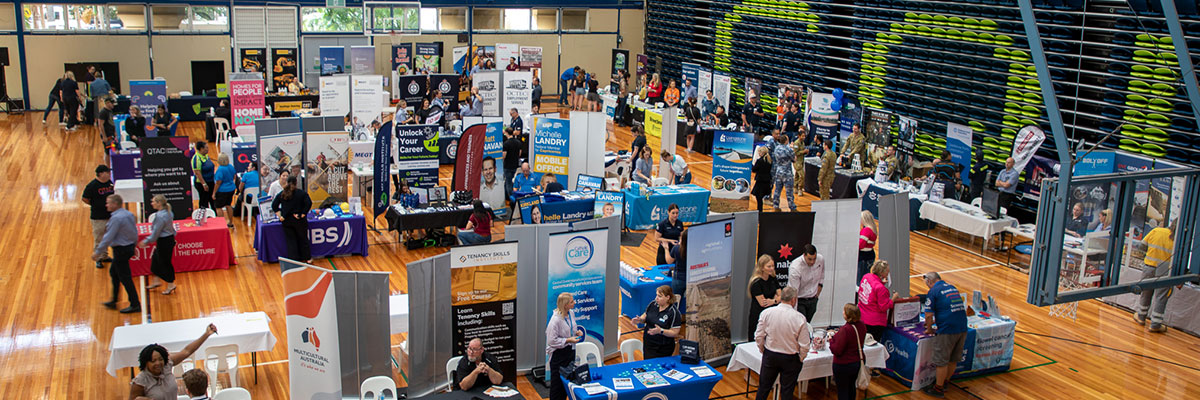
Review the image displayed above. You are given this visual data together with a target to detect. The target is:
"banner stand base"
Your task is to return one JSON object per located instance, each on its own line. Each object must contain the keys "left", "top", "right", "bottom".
{"left": 528, "top": 366, "right": 549, "bottom": 387}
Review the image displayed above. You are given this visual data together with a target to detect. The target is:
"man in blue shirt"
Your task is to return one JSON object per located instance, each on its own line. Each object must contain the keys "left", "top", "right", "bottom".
{"left": 994, "top": 157, "right": 1020, "bottom": 214}
{"left": 90, "top": 71, "right": 112, "bottom": 98}
{"left": 921, "top": 272, "right": 968, "bottom": 398}
{"left": 559, "top": 66, "right": 579, "bottom": 106}
{"left": 513, "top": 162, "right": 539, "bottom": 194}
{"left": 682, "top": 78, "right": 697, "bottom": 104}
{"left": 93, "top": 194, "right": 142, "bottom": 313}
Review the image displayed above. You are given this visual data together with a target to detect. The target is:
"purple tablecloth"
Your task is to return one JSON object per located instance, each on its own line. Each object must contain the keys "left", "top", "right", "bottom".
{"left": 254, "top": 215, "right": 369, "bottom": 262}
{"left": 110, "top": 149, "right": 142, "bottom": 180}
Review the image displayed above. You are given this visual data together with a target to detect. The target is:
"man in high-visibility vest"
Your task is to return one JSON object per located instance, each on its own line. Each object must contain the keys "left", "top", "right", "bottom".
{"left": 1135, "top": 222, "right": 1176, "bottom": 333}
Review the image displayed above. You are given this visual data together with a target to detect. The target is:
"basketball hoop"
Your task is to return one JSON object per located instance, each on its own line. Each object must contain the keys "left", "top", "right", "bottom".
{"left": 1048, "top": 279, "right": 1082, "bottom": 321}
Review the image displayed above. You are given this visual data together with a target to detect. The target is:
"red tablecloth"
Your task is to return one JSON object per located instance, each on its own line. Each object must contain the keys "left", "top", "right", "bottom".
{"left": 131, "top": 217, "right": 236, "bottom": 277}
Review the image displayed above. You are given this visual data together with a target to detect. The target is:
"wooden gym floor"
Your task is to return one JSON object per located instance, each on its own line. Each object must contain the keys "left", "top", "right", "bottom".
{"left": 0, "top": 105, "right": 1197, "bottom": 399}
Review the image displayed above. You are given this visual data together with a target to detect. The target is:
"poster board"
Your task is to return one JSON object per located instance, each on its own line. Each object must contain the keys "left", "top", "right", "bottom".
{"left": 475, "top": 71, "right": 503, "bottom": 117}
{"left": 711, "top": 130, "right": 754, "bottom": 200}
{"left": 258, "top": 133, "right": 304, "bottom": 194}
{"left": 530, "top": 116, "right": 570, "bottom": 185}
{"left": 230, "top": 79, "right": 266, "bottom": 134}
{"left": 139, "top": 136, "right": 194, "bottom": 219}
{"left": 319, "top": 75, "right": 351, "bottom": 120}
{"left": 271, "top": 48, "right": 298, "bottom": 91}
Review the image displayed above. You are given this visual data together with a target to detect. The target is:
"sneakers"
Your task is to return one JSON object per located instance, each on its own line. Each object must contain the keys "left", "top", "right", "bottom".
{"left": 1149, "top": 323, "right": 1168, "bottom": 333}
{"left": 921, "top": 384, "right": 946, "bottom": 397}
{"left": 1133, "top": 313, "right": 1147, "bottom": 325}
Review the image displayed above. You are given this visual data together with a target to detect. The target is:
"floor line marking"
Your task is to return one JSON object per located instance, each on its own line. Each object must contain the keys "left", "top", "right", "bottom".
{"left": 910, "top": 263, "right": 1000, "bottom": 278}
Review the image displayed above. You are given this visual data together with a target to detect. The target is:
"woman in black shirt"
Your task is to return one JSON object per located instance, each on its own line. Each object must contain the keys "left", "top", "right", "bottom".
{"left": 152, "top": 105, "right": 177, "bottom": 136}
{"left": 126, "top": 106, "right": 148, "bottom": 144}
{"left": 747, "top": 254, "right": 781, "bottom": 339}
{"left": 655, "top": 203, "right": 684, "bottom": 265}
{"left": 271, "top": 176, "right": 313, "bottom": 262}
{"left": 663, "top": 228, "right": 689, "bottom": 298}
{"left": 751, "top": 146, "right": 774, "bottom": 212}
{"left": 631, "top": 285, "right": 683, "bottom": 360}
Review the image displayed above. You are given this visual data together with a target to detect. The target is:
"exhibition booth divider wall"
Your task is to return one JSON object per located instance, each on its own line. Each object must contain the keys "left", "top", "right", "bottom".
{"left": 810, "top": 199, "right": 866, "bottom": 328}
{"left": 878, "top": 192, "right": 913, "bottom": 297}
{"left": 254, "top": 115, "right": 346, "bottom": 202}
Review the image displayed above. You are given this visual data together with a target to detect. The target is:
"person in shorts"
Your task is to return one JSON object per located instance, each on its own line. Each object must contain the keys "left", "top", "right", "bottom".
{"left": 921, "top": 272, "right": 968, "bottom": 398}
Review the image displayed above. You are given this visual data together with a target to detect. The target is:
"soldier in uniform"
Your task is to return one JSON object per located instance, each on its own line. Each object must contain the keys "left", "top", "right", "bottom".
{"left": 792, "top": 127, "right": 809, "bottom": 192}
{"left": 840, "top": 125, "right": 868, "bottom": 170}
{"left": 818, "top": 138, "right": 837, "bottom": 200}
{"left": 879, "top": 145, "right": 899, "bottom": 181}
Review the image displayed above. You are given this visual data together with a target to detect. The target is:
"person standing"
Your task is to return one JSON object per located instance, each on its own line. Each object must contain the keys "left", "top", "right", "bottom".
{"left": 634, "top": 147, "right": 654, "bottom": 185}
{"left": 655, "top": 204, "right": 684, "bottom": 265}
{"left": 586, "top": 73, "right": 602, "bottom": 112}
{"left": 840, "top": 125, "right": 868, "bottom": 169}
{"left": 818, "top": 138, "right": 836, "bottom": 200}
{"left": 89, "top": 71, "right": 112, "bottom": 124}
{"left": 742, "top": 95, "right": 765, "bottom": 137}
{"left": 701, "top": 90, "right": 720, "bottom": 123}
{"left": 125, "top": 106, "right": 148, "bottom": 145}
{"left": 630, "top": 125, "right": 647, "bottom": 176}
{"left": 772, "top": 134, "right": 797, "bottom": 211}
{"left": 829, "top": 304, "right": 868, "bottom": 400}
{"left": 921, "top": 272, "right": 968, "bottom": 398}
{"left": 139, "top": 194, "right": 178, "bottom": 295}
{"left": 508, "top": 108, "right": 524, "bottom": 137}
{"left": 647, "top": 74, "right": 664, "bottom": 105}
{"left": 456, "top": 200, "right": 493, "bottom": 245}
{"left": 615, "top": 71, "right": 631, "bottom": 127}
{"left": 751, "top": 146, "right": 774, "bottom": 212}
{"left": 42, "top": 75, "right": 64, "bottom": 124}
{"left": 191, "top": 141, "right": 216, "bottom": 210}
{"left": 212, "top": 153, "right": 237, "bottom": 228}
{"left": 663, "top": 228, "right": 690, "bottom": 297}
{"left": 272, "top": 176, "right": 313, "bottom": 262}
{"left": 858, "top": 260, "right": 899, "bottom": 342}
{"left": 501, "top": 128, "right": 523, "bottom": 201}
{"left": 682, "top": 78, "right": 697, "bottom": 106}
{"left": 788, "top": 244, "right": 825, "bottom": 323}
{"left": 858, "top": 210, "right": 878, "bottom": 283}
{"left": 83, "top": 165, "right": 115, "bottom": 269}
{"left": 780, "top": 103, "right": 803, "bottom": 142}
{"left": 61, "top": 71, "right": 82, "bottom": 131}
{"left": 546, "top": 292, "right": 585, "bottom": 400}
{"left": 682, "top": 97, "right": 702, "bottom": 152}
{"left": 98, "top": 97, "right": 117, "bottom": 151}
{"left": 995, "top": 157, "right": 1020, "bottom": 213}
{"left": 531, "top": 77, "right": 543, "bottom": 109}
{"left": 753, "top": 286, "right": 811, "bottom": 400}
{"left": 748, "top": 254, "right": 781, "bottom": 339}
{"left": 631, "top": 285, "right": 683, "bottom": 359}
{"left": 1135, "top": 223, "right": 1176, "bottom": 333}
{"left": 93, "top": 195, "right": 140, "bottom": 313}
{"left": 663, "top": 79, "right": 680, "bottom": 108}
{"left": 152, "top": 105, "right": 178, "bottom": 137}
{"left": 559, "top": 66, "right": 578, "bottom": 106}
{"left": 660, "top": 151, "right": 692, "bottom": 185}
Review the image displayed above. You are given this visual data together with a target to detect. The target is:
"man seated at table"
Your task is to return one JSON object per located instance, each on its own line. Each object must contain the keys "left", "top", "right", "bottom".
{"left": 453, "top": 338, "right": 504, "bottom": 392}
{"left": 1064, "top": 202, "right": 1090, "bottom": 238}
{"left": 536, "top": 173, "right": 565, "bottom": 194}
{"left": 513, "top": 162, "right": 539, "bottom": 195}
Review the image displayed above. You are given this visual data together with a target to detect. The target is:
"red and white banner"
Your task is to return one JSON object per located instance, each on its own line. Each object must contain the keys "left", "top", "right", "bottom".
{"left": 282, "top": 264, "right": 343, "bottom": 399}
{"left": 453, "top": 123, "right": 487, "bottom": 198}
{"left": 231, "top": 79, "right": 266, "bottom": 134}
{"left": 131, "top": 217, "right": 236, "bottom": 276}
{"left": 1011, "top": 125, "right": 1047, "bottom": 172}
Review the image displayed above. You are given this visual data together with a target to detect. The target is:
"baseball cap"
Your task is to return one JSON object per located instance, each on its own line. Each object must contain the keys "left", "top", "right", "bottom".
{"left": 95, "top": 165, "right": 111, "bottom": 174}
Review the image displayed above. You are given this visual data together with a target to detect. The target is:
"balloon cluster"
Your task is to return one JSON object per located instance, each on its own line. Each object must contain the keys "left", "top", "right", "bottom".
{"left": 831, "top": 88, "right": 845, "bottom": 111}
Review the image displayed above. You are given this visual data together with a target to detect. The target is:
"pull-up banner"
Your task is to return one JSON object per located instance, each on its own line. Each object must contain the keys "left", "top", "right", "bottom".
{"left": 258, "top": 133, "right": 304, "bottom": 194}
{"left": 352, "top": 75, "right": 385, "bottom": 127}
{"left": 319, "top": 75, "right": 351, "bottom": 120}
{"left": 415, "top": 42, "right": 443, "bottom": 74}
{"left": 350, "top": 46, "right": 375, "bottom": 75}
{"left": 503, "top": 71, "right": 534, "bottom": 117}
{"left": 530, "top": 117, "right": 570, "bottom": 184}
{"left": 453, "top": 123, "right": 487, "bottom": 198}
{"left": 430, "top": 74, "right": 461, "bottom": 112}
{"left": 684, "top": 219, "right": 735, "bottom": 361}
{"left": 130, "top": 80, "right": 168, "bottom": 121}
{"left": 475, "top": 71, "right": 502, "bottom": 117}
{"left": 373, "top": 122, "right": 393, "bottom": 217}
{"left": 396, "top": 75, "right": 428, "bottom": 106}
{"left": 271, "top": 48, "right": 298, "bottom": 91}
{"left": 757, "top": 212, "right": 816, "bottom": 289}
{"left": 306, "top": 131, "right": 351, "bottom": 207}
{"left": 450, "top": 242, "right": 519, "bottom": 383}
{"left": 395, "top": 124, "right": 441, "bottom": 188}
{"left": 139, "top": 136, "right": 194, "bottom": 219}
{"left": 946, "top": 122, "right": 974, "bottom": 184}
{"left": 547, "top": 228, "right": 609, "bottom": 352}
{"left": 711, "top": 130, "right": 754, "bottom": 200}
{"left": 320, "top": 46, "right": 345, "bottom": 76}
{"left": 392, "top": 44, "right": 413, "bottom": 75}
{"left": 230, "top": 79, "right": 266, "bottom": 133}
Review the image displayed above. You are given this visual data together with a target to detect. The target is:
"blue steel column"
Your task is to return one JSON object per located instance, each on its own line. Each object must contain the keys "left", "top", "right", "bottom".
{"left": 15, "top": 0, "right": 30, "bottom": 106}
{"left": 1017, "top": 0, "right": 1074, "bottom": 306}
{"left": 1160, "top": 0, "right": 1200, "bottom": 127}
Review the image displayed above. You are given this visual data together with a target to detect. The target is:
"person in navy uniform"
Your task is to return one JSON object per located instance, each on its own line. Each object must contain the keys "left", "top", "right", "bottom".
{"left": 631, "top": 285, "right": 683, "bottom": 359}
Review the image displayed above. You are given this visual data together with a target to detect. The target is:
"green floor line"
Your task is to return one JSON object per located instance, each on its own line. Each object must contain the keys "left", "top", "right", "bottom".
{"left": 391, "top": 354, "right": 408, "bottom": 381}
{"left": 328, "top": 258, "right": 338, "bottom": 270}
{"left": 867, "top": 341, "right": 1058, "bottom": 398}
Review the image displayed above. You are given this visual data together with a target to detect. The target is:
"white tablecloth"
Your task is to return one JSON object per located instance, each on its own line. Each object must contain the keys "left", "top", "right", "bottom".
{"left": 114, "top": 179, "right": 143, "bottom": 204}
{"left": 107, "top": 312, "right": 276, "bottom": 376}
{"left": 727, "top": 341, "right": 888, "bottom": 383}
{"left": 919, "top": 199, "right": 1017, "bottom": 239}
{"left": 390, "top": 294, "right": 409, "bottom": 334}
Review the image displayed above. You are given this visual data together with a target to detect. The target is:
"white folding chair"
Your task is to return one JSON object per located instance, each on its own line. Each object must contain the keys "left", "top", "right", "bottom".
{"left": 203, "top": 344, "right": 241, "bottom": 393}
{"left": 970, "top": 197, "right": 982, "bottom": 208}
{"left": 445, "top": 356, "right": 463, "bottom": 391}
{"left": 213, "top": 117, "right": 232, "bottom": 145}
{"left": 360, "top": 375, "right": 398, "bottom": 400}
{"left": 213, "top": 387, "right": 251, "bottom": 400}
{"left": 620, "top": 339, "right": 643, "bottom": 363}
{"left": 242, "top": 187, "right": 260, "bottom": 228}
{"left": 574, "top": 342, "right": 604, "bottom": 368}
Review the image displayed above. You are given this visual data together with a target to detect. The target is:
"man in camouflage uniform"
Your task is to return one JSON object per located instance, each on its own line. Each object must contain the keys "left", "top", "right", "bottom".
{"left": 818, "top": 137, "right": 837, "bottom": 200}
{"left": 792, "top": 127, "right": 809, "bottom": 192}
{"left": 878, "top": 145, "right": 899, "bottom": 181}
{"left": 840, "top": 125, "right": 869, "bottom": 170}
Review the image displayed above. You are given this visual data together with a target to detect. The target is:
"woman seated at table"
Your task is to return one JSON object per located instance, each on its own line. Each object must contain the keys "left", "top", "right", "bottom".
{"left": 631, "top": 285, "right": 683, "bottom": 360}
{"left": 1089, "top": 208, "right": 1112, "bottom": 234}
{"left": 129, "top": 324, "right": 218, "bottom": 400}
{"left": 457, "top": 200, "right": 493, "bottom": 245}
{"left": 152, "top": 105, "right": 177, "bottom": 137}
{"left": 829, "top": 304, "right": 868, "bottom": 400}
{"left": 268, "top": 169, "right": 289, "bottom": 199}
{"left": 654, "top": 204, "right": 684, "bottom": 265}
{"left": 535, "top": 173, "right": 565, "bottom": 194}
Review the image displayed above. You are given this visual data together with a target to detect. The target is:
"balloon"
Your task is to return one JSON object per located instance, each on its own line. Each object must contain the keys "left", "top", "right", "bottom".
{"left": 832, "top": 88, "right": 844, "bottom": 99}
{"left": 831, "top": 99, "right": 843, "bottom": 111}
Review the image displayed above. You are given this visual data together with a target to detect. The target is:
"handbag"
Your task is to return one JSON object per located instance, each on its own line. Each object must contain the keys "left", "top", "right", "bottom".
{"left": 851, "top": 324, "right": 871, "bottom": 390}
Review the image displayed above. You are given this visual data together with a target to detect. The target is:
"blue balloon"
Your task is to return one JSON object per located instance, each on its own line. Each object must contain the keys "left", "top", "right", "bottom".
{"left": 831, "top": 99, "right": 843, "bottom": 111}
{"left": 832, "top": 88, "right": 844, "bottom": 99}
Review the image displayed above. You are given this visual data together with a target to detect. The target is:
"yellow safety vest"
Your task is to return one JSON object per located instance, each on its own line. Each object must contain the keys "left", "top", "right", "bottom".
{"left": 1143, "top": 227, "right": 1173, "bottom": 267}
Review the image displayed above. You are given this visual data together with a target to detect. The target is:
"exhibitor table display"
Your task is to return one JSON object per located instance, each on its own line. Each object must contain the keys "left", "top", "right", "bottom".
{"left": 254, "top": 212, "right": 369, "bottom": 263}
{"left": 131, "top": 217, "right": 236, "bottom": 277}
{"left": 858, "top": 179, "right": 932, "bottom": 230}
{"left": 384, "top": 202, "right": 494, "bottom": 232}
{"left": 727, "top": 339, "right": 888, "bottom": 390}
{"left": 804, "top": 157, "right": 872, "bottom": 199}
{"left": 265, "top": 94, "right": 319, "bottom": 117}
{"left": 619, "top": 262, "right": 672, "bottom": 318}
{"left": 412, "top": 387, "right": 526, "bottom": 400}
{"left": 534, "top": 191, "right": 597, "bottom": 224}
{"left": 623, "top": 184, "right": 711, "bottom": 230}
{"left": 566, "top": 356, "right": 723, "bottom": 400}
{"left": 919, "top": 199, "right": 1018, "bottom": 252}
{"left": 677, "top": 126, "right": 717, "bottom": 155}
{"left": 107, "top": 311, "right": 276, "bottom": 377}
{"left": 110, "top": 149, "right": 142, "bottom": 180}
{"left": 882, "top": 315, "right": 1016, "bottom": 390}
{"left": 168, "top": 95, "right": 222, "bottom": 121}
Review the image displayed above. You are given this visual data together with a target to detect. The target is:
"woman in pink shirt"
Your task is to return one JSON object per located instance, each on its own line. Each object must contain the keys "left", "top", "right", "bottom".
{"left": 857, "top": 210, "right": 878, "bottom": 283}
{"left": 858, "top": 260, "right": 898, "bottom": 342}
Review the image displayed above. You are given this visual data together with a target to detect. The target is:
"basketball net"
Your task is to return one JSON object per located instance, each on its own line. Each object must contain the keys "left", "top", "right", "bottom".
{"left": 1048, "top": 279, "right": 1082, "bottom": 321}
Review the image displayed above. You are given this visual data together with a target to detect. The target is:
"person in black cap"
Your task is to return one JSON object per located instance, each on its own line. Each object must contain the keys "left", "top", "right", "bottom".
{"left": 82, "top": 164, "right": 115, "bottom": 268}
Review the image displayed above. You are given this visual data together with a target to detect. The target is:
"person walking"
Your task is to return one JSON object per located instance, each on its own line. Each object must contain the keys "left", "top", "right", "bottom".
{"left": 61, "top": 71, "right": 82, "bottom": 131}
{"left": 191, "top": 141, "right": 216, "bottom": 210}
{"left": 772, "top": 134, "right": 797, "bottom": 211}
{"left": 787, "top": 244, "right": 825, "bottom": 323}
{"left": 858, "top": 260, "right": 899, "bottom": 342}
{"left": 858, "top": 210, "right": 878, "bottom": 283}
{"left": 682, "top": 96, "right": 702, "bottom": 152}
{"left": 42, "top": 75, "right": 65, "bottom": 124}
{"left": 212, "top": 153, "right": 237, "bottom": 227}
{"left": 1135, "top": 223, "right": 1176, "bottom": 333}
{"left": 546, "top": 292, "right": 585, "bottom": 400}
{"left": 272, "top": 176, "right": 313, "bottom": 262}
{"left": 93, "top": 195, "right": 140, "bottom": 313}
{"left": 751, "top": 146, "right": 773, "bottom": 212}
{"left": 753, "top": 286, "right": 811, "bottom": 400}
{"left": 921, "top": 272, "right": 968, "bottom": 397}
{"left": 82, "top": 164, "right": 115, "bottom": 269}
{"left": 829, "top": 304, "right": 868, "bottom": 400}
{"left": 139, "top": 194, "right": 178, "bottom": 295}
{"left": 818, "top": 138, "right": 836, "bottom": 200}
{"left": 748, "top": 254, "right": 781, "bottom": 339}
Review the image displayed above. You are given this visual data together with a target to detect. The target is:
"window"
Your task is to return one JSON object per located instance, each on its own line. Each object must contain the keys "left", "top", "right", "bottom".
{"left": 439, "top": 8, "right": 467, "bottom": 31}
{"left": 533, "top": 9, "right": 557, "bottom": 31}
{"left": 301, "top": 6, "right": 364, "bottom": 32}
{"left": 472, "top": 8, "right": 501, "bottom": 30}
{"left": 151, "top": 5, "right": 188, "bottom": 31}
{"left": 419, "top": 8, "right": 437, "bottom": 31}
{"left": 367, "top": 2, "right": 419, "bottom": 34}
{"left": 503, "top": 9, "right": 530, "bottom": 31}
{"left": 109, "top": 5, "right": 146, "bottom": 31}
{"left": 22, "top": 4, "right": 143, "bottom": 32}
{"left": 499, "top": 8, "right": 557, "bottom": 31}
{"left": 561, "top": 9, "right": 588, "bottom": 31}
{"left": 151, "top": 5, "right": 227, "bottom": 32}
{"left": 189, "top": 6, "right": 229, "bottom": 32}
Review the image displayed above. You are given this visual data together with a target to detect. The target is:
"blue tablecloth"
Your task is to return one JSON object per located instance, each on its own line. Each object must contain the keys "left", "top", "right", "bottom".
{"left": 254, "top": 215, "right": 369, "bottom": 262}
{"left": 567, "top": 356, "right": 722, "bottom": 400}
{"left": 538, "top": 195, "right": 596, "bottom": 224}
{"left": 624, "top": 185, "right": 710, "bottom": 230}
{"left": 620, "top": 265, "right": 672, "bottom": 318}
{"left": 882, "top": 316, "right": 1015, "bottom": 390}
{"left": 861, "top": 183, "right": 932, "bottom": 231}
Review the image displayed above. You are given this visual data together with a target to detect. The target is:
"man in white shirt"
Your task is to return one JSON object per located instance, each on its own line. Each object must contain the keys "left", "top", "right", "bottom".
{"left": 659, "top": 150, "right": 692, "bottom": 185}
{"left": 754, "top": 286, "right": 811, "bottom": 400}
{"left": 479, "top": 157, "right": 506, "bottom": 219}
{"left": 787, "top": 244, "right": 825, "bottom": 323}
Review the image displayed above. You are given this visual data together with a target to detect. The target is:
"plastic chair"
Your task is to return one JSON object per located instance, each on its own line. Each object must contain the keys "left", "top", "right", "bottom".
{"left": 213, "top": 387, "right": 251, "bottom": 400}
{"left": 620, "top": 339, "right": 643, "bottom": 363}
{"left": 214, "top": 117, "right": 232, "bottom": 145}
{"left": 242, "top": 187, "right": 260, "bottom": 228}
{"left": 360, "top": 375, "right": 398, "bottom": 400}
{"left": 446, "top": 356, "right": 463, "bottom": 391}
{"left": 575, "top": 342, "right": 604, "bottom": 368}
{"left": 204, "top": 344, "right": 241, "bottom": 393}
